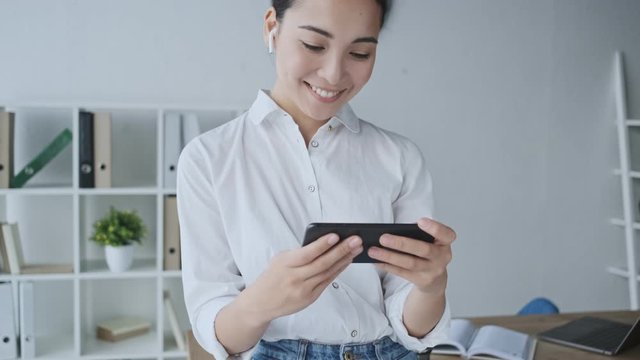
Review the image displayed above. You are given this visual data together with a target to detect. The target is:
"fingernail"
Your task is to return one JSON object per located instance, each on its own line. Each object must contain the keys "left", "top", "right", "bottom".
{"left": 351, "top": 246, "right": 363, "bottom": 255}
{"left": 348, "top": 236, "right": 362, "bottom": 249}
{"left": 369, "top": 247, "right": 380, "bottom": 257}
{"left": 419, "top": 218, "right": 432, "bottom": 228}
{"left": 327, "top": 234, "right": 339, "bottom": 245}
{"left": 380, "top": 235, "right": 392, "bottom": 246}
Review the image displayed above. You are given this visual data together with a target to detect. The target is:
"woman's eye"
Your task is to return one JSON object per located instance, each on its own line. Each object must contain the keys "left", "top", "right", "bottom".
{"left": 351, "top": 52, "right": 370, "bottom": 60}
{"left": 302, "top": 42, "right": 325, "bottom": 52}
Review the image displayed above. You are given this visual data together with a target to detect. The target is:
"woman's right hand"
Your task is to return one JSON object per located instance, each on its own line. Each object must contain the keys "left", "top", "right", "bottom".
{"left": 238, "top": 233, "right": 363, "bottom": 324}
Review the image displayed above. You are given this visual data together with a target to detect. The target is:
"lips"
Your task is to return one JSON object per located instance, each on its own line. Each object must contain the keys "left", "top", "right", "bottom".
{"left": 305, "top": 82, "right": 346, "bottom": 103}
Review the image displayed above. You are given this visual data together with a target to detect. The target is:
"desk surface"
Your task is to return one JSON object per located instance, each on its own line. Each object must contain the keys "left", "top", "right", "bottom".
{"left": 431, "top": 310, "right": 640, "bottom": 360}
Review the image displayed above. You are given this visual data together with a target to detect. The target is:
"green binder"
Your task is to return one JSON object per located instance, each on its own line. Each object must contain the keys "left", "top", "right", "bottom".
{"left": 11, "top": 128, "right": 72, "bottom": 188}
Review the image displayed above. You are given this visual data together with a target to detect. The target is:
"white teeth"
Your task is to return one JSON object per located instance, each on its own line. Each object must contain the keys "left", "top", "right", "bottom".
{"left": 310, "top": 84, "right": 339, "bottom": 98}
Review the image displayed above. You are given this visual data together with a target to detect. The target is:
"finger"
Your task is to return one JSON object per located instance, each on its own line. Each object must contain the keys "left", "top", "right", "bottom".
{"left": 417, "top": 218, "right": 456, "bottom": 245}
{"left": 374, "top": 261, "right": 416, "bottom": 282}
{"left": 368, "top": 246, "right": 428, "bottom": 271}
{"left": 289, "top": 232, "right": 340, "bottom": 266}
{"left": 302, "top": 236, "right": 362, "bottom": 279}
{"left": 310, "top": 254, "right": 353, "bottom": 294}
{"left": 378, "top": 233, "right": 435, "bottom": 260}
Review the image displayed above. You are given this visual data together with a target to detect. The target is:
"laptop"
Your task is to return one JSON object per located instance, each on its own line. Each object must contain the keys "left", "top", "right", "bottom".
{"left": 537, "top": 316, "right": 640, "bottom": 355}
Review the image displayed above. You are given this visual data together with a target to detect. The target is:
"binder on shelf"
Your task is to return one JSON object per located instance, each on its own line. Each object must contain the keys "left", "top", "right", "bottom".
{"left": 0, "top": 110, "right": 15, "bottom": 189}
{"left": 0, "top": 223, "right": 73, "bottom": 275}
{"left": 164, "top": 113, "right": 182, "bottom": 188}
{"left": 93, "top": 112, "right": 112, "bottom": 188}
{"left": 19, "top": 282, "right": 35, "bottom": 358}
{"left": 0, "top": 282, "right": 18, "bottom": 359}
{"left": 163, "top": 195, "right": 181, "bottom": 270}
{"left": 0, "top": 231, "right": 9, "bottom": 273}
{"left": 79, "top": 111, "right": 94, "bottom": 188}
{"left": 10, "top": 128, "right": 72, "bottom": 189}
{"left": 181, "top": 112, "right": 201, "bottom": 148}
{"left": 164, "top": 290, "right": 185, "bottom": 350}
{"left": 96, "top": 316, "right": 150, "bottom": 342}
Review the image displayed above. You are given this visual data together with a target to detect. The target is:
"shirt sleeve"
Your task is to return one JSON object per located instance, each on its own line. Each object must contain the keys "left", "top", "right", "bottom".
{"left": 384, "top": 138, "right": 451, "bottom": 351}
{"left": 177, "top": 138, "right": 244, "bottom": 360}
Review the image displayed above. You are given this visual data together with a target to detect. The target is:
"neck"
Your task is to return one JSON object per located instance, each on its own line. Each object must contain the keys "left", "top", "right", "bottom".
{"left": 269, "top": 87, "right": 328, "bottom": 146}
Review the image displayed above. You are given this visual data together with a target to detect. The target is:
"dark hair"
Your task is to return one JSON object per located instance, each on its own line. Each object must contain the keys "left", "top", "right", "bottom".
{"left": 272, "top": 0, "right": 391, "bottom": 29}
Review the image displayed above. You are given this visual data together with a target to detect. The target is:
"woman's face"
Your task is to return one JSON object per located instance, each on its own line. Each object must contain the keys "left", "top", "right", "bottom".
{"left": 267, "top": 0, "right": 382, "bottom": 122}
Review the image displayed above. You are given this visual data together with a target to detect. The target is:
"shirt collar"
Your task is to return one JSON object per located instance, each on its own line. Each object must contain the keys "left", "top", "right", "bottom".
{"left": 248, "top": 89, "right": 360, "bottom": 133}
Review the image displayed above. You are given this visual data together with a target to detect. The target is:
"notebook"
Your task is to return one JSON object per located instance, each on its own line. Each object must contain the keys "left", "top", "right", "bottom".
{"left": 537, "top": 316, "right": 640, "bottom": 355}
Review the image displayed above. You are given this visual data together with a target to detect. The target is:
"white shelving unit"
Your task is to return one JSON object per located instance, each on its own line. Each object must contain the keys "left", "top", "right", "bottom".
{"left": 609, "top": 51, "right": 640, "bottom": 310}
{"left": 0, "top": 103, "right": 239, "bottom": 360}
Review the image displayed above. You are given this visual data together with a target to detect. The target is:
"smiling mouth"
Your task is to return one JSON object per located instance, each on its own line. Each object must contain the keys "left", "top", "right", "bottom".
{"left": 304, "top": 82, "right": 346, "bottom": 102}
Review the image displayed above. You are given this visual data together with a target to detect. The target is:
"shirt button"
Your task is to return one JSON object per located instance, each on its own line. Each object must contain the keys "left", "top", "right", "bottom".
{"left": 307, "top": 185, "right": 316, "bottom": 192}
{"left": 328, "top": 125, "right": 334, "bottom": 131}
{"left": 311, "top": 140, "right": 319, "bottom": 147}
{"left": 332, "top": 282, "right": 339, "bottom": 289}
{"left": 351, "top": 330, "right": 358, "bottom": 337}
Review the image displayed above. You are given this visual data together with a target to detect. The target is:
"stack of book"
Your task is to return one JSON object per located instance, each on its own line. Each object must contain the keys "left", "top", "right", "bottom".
{"left": 96, "top": 316, "right": 151, "bottom": 342}
{"left": 0, "top": 222, "right": 73, "bottom": 275}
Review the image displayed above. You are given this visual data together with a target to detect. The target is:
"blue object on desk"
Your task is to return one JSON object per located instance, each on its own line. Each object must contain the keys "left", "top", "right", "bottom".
{"left": 517, "top": 297, "right": 559, "bottom": 315}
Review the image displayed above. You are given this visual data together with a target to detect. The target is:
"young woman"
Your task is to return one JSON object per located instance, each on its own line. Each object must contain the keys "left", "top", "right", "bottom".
{"left": 177, "top": 0, "right": 456, "bottom": 359}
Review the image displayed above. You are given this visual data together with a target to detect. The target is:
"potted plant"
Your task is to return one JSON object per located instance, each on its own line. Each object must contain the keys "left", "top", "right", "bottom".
{"left": 90, "top": 207, "right": 147, "bottom": 272}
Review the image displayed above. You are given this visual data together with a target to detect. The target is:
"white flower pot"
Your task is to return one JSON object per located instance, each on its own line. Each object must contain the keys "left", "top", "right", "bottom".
{"left": 105, "top": 244, "right": 135, "bottom": 272}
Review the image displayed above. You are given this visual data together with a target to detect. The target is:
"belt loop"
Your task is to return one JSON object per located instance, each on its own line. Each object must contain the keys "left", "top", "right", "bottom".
{"left": 298, "top": 339, "right": 308, "bottom": 360}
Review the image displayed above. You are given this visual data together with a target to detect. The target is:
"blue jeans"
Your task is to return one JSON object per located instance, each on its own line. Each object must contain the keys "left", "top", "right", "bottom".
{"left": 251, "top": 336, "right": 417, "bottom": 360}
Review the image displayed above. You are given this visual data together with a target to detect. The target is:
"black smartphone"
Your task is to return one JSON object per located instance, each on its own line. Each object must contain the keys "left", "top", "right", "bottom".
{"left": 302, "top": 223, "right": 434, "bottom": 263}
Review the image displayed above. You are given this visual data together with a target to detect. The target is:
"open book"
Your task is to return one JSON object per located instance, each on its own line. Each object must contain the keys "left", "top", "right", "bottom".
{"left": 432, "top": 319, "right": 537, "bottom": 360}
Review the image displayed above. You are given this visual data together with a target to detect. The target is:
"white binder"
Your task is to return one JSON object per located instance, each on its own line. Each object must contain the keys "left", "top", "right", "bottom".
{"left": 181, "top": 112, "right": 201, "bottom": 148}
{"left": 0, "top": 282, "right": 17, "bottom": 359}
{"left": 163, "top": 113, "right": 182, "bottom": 189}
{"left": 19, "top": 282, "right": 35, "bottom": 358}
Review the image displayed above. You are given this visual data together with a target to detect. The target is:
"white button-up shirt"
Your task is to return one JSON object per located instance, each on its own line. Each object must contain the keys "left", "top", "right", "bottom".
{"left": 177, "top": 90, "right": 450, "bottom": 359}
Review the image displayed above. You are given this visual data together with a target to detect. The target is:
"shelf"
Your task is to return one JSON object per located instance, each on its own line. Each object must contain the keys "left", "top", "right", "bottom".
{"left": 81, "top": 331, "right": 159, "bottom": 359}
{"left": 612, "top": 169, "right": 640, "bottom": 179}
{"left": 80, "top": 258, "right": 157, "bottom": 279}
{"left": 626, "top": 119, "right": 640, "bottom": 127}
{"left": 0, "top": 103, "right": 240, "bottom": 360}
{"left": 609, "top": 218, "right": 640, "bottom": 230}
{"left": 607, "top": 266, "right": 640, "bottom": 281}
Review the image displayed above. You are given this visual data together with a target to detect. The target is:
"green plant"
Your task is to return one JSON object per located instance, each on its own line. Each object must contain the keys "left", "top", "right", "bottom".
{"left": 90, "top": 207, "right": 147, "bottom": 247}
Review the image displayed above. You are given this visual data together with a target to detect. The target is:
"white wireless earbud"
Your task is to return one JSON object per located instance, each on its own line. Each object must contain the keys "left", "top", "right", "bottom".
{"left": 268, "top": 27, "right": 278, "bottom": 54}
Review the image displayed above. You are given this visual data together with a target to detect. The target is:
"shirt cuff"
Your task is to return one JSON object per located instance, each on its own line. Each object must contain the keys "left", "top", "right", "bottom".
{"left": 193, "top": 296, "right": 237, "bottom": 360}
{"left": 386, "top": 286, "right": 451, "bottom": 352}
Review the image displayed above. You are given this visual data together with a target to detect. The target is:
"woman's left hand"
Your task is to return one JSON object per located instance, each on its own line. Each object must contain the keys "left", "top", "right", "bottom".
{"left": 368, "top": 217, "right": 455, "bottom": 294}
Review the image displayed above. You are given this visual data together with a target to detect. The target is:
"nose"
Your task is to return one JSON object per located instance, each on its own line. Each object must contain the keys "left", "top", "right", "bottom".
{"left": 317, "top": 53, "right": 345, "bottom": 86}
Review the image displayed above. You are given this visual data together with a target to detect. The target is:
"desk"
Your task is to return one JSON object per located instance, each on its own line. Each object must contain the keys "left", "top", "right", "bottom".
{"left": 431, "top": 310, "right": 640, "bottom": 360}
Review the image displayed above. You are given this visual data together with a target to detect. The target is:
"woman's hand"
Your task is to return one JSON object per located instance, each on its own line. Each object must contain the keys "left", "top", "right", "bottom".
{"left": 367, "top": 217, "right": 455, "bottom": 294}
{"left": 239, "top": 233, "right": 363, "bottom": 324}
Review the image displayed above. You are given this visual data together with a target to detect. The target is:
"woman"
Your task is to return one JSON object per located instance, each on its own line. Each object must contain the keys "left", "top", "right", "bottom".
{"left": 177, "top": 0, "right": 456, "bottom": 359}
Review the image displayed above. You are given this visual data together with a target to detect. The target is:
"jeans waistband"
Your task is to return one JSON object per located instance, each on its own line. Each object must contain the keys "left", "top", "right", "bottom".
{"left": 253, "top": 335, "right": 415, "bottom": 360}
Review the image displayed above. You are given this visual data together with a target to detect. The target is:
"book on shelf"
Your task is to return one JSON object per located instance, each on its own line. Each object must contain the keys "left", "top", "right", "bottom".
{"left": 19, "top": 282, "right": 35, "bottom": 357}
{"left": 93, "top": 111, "right": 112, "bottom": 188}
{"left": 96, "top": 316, "right": 151, "bottom": 342}
{"left": 163, "top": 195, "right": 181, "bottom": 270}
{"left": 0, "top": 109, "right": 15, "bottom": 189}
{"left": 431, "top": 318, "right": 537, "bottom": 360}
{"left": 0, "top": 222, "right": 73, "bottom": 275}
{"left": 0, "top": 282, "right": 18, "bottom": 358}
{"left": 10, "top": 128, "right": 72, "bottom": 188}
{"left": 79, "top": 111, "right": 94, "bottom": 188}
{"left": 164, "top": 290, "right": 186, "bottom": 350}
{"left": 181, "top": 112, "right": 201, "bottom": 148}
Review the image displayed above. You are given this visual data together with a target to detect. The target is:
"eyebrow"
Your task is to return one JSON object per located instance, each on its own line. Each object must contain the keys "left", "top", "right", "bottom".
{"left": 298, "top": 25, "right": 378, "bottom": 44}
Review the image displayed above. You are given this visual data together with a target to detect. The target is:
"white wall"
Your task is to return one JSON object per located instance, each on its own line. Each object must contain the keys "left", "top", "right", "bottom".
{"left": 1, "top": 0, "right": 639, "bottom": 317}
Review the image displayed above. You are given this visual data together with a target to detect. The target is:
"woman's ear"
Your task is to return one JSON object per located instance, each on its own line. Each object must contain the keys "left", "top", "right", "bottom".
{"left": 263, "top": 7, "right": 278, "bottom": 53}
